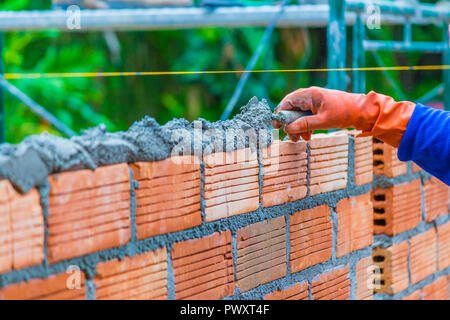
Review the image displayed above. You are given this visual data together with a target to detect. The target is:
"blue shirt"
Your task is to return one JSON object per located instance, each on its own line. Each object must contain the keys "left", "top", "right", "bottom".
{"left": 398, "top": 103, "right": 450, "bottom": 185}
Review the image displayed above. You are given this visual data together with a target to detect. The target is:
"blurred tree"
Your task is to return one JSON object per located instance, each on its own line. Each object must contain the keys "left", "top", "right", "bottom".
{"left": 0, "top": 0, "right": 446, "bottom": 143}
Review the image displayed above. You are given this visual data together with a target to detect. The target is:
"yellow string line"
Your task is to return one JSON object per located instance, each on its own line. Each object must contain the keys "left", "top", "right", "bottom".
{"left": 3, "top": 65, "right": 450, "bottom": 80}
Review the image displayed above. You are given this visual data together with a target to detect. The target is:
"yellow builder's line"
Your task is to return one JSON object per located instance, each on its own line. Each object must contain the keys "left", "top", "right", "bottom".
{"left": 2, "top": 65, "right": 450, "bottom": 80}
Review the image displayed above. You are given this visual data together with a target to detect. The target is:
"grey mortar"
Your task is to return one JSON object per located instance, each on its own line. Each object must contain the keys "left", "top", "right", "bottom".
{"left": 0, "top": 97, "right": 272, "bottom": 193}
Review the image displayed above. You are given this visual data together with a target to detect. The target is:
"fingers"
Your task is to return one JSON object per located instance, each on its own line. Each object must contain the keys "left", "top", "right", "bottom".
{"left": 272, "top": 119, "right": 283, "bottom": 130}
{"left": 284, "top": 114, "right": 329, "bottom": 135}
{"left": 273, "top": 88, "right": 315, "bottom": 130}
{"left": 287, "top": 134, "right": 300, "bottom": 142}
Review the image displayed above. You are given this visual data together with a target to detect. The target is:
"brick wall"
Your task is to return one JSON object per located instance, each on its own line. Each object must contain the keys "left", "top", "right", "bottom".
{"left": 0, "top": 130, "right": 448, "bottom": 300}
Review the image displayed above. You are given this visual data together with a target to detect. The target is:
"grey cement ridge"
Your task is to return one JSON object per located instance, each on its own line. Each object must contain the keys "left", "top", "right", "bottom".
{"left": 0, "top": 97, "right": 272, "bottom": 193}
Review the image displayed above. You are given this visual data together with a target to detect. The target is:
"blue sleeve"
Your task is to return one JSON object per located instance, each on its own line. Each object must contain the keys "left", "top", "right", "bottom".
{"left": 398, "top": 103, "right": 450, "bottom": 185}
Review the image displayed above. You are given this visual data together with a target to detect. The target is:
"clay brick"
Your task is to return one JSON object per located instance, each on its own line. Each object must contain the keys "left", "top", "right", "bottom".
{"left": 354, "top": 136, "right": 373, "bottom": 185}
{"left": 261, "top": 140, "right": 307, "bottom": 207}
{"left": 236, "top": 217, "right": 286, "bottom": 292}
{"left": 412, "top": 162, "right": 422, "bottom": 173}
{"left": 342, "top": 131, "right": 373, "bottom": 186}
{"left": 264, "top": 282, "right": 308, "bottom": 300}
{"left": 403, "top": 290, "right": 421, "bottom": 300}
{"left": 309, "top": 133, "right": 348, "bottom": 196}
{"left": 172, "top": 231, "right": 233, "bottom": 299}
{"left": 355, "top": 256, "right": 374, "bottom": 300}
{"left": 410, "top": 228, "right": 437, "bottom": 284}
{"left": 0, "top": 271, "right": 86, "bottom": 300}
{"left": 311, "top": 265, "right": 350, "bottom": 300}
{"left": 203, "top": 148, "right": 259, "bottom": 222}
{"left": 421, "top": 276, "right": 448, "bottom": 300}
{"left": 335, "top": 193, "right": 373, "bottom": 257}
{"left": 131, "top": 156, "right": 201, "bottom": 239}
{"left": 49, "top": 163, "right": 130, "bottom": 194}
{"left": 372, "top": 241, "right": 409, "bottom": 295}
{"left": 0, "top": 180, "right": 44, "bottom": 273}
{"left": 289, "top": 205, "right": 332, "bottom": 273}
{"left": 437, "top": 222, "right": 450, "bottom": 270}
{"left": 94, "top": 248, "right": 167, "bottom": 300}
{"left": 373, "top": 139, "right": 407, "bottom": 178}
{"left": 47, "top": 164, "right": 131, "bottom": 263}
{"left": 424, "top": 177, "right": 449, "bottom": 222}
{"left": 371, "top": 180, "right": 422, "bottom": 236}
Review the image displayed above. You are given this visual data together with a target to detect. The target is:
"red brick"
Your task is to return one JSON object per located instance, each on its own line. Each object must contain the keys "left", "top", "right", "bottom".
{"left": 311, "top": 265, "right": 350, "bottom": 300}
{"left": 424, "top": 177, "right": 449, "bottom": 222}
{"left": 372, "top": 180, "right": 422, "bottom": 236}
{"left": 335, "top": 193, "right": 373, "bottom": 257}
{"left": 403, "top": 290, "right": 421, "bottom": 300}
{"left": 421, "top": 276, "right": 448, "bottom": 300}
{"left": 94, "top": 248, "right": 167, "bottom": 300}
{"left": 0, "top": 271, "right": 86, "bottom": 300}
{"left": 47, "top": 164, "right": 131, "bottom": 263}
{"left": 261, "top": 140, "right": 307, "bottom": 207}
{"left": 410, "top": 228, "right": 437, "bottom": 284}
{"left": 49, "top": 163, "right": 129, "bottom": 194}
{"left": 236, "top": 217, "right": 286, "bottom": 292}
{"left": 289, "top": 205, "right": 332, "bottom": 273}
{"left": 355, "top": 256, "right": 374, "bottom": 300}
{"left": 0, "top": 180, "right": 44, "bottom": 273}
{"left": 309, "top": 133, "right": 348, "bottom": 195}
{"left": 264, "top": 282, "right": 308, "bottom": 300}
{"left": 343, "top": 131, "right": 373, "bottom": 186}
{"left": 373, "top": 139, "right": 407, "bottom": 178}
{"left": 412, "top": 163, "right": 422, "bottom": 173}
{"left": 172, "top": 231, "right": 233, "bottom": 299}
{"left": 203, "top": 148, "right": 259, "bottom": 222}
{"left": 372, "top": 241, "right": 409, "bottom": 295}
{"left": 131, "top": 156, "right": 202, "bottom": 239}
{"left": 437, "top": 222, "right": 450, "bottom": 270}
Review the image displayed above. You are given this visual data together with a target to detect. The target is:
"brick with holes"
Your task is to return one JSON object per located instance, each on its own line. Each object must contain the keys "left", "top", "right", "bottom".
{"left": 236, "top": 217, "right": 286, "bottom": 292}
{"left": 308, "top": 133, "right": 348, "bottom": 195}
{"left": 47, "top": 163, "right": 131, "bottom": 263}
{"left": 0, "top": 271, "right": 86, "bottom": 300}
{"left": 203, "top": 148, "right": 259, "bottom": 222}
{"left": 410, "top": 228, "right": 437, "bottom": 284}
{"left": 0, "top": 180, "right": 44, "bottom": 273}
{"left": 93, "top": 248, "right": 167, "bottom": 300}
{"left": 172, "top": 231, "right": 234, "bottom": 299}
{"left": 423, "top": 177, "right": 449, "bottom": 222}
{"left": 355, "top": 256, "right": 374, "bottom": 300}
{"left": 421, "top": 276, "right": 448, "bottom": 300}
{"left": 372, "top": 241, "right": 409, "bottom": 295}
{"left": 131, "top": 156, "right": 202, "bottom": 239}
{"left": 335, "top": 193, "right": 373, "bottom": 257}
{"left": 261, "top": 140, "right": 307, "bottom": 207}
{"left": 264, "top": 282, "right": 308, "bottom": 300}
{"left": 371, "top": 180, "right": 421, "bottom": 236}
{"left": 437, "top": 221, "right": 450, "bottom": 270}
{"left": 373, "top": 139, "right": 407, "bottom": 178}
{"left": 311, "top": 265, "right": 350, "bottom": 300}
{"left": 289, "top": 205, "right": 332, "bottom": 273}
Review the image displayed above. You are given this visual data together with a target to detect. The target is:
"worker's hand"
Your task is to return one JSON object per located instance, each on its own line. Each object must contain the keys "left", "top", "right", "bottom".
{"left": 273, "top": 86, "right": 416, "bottom": 148}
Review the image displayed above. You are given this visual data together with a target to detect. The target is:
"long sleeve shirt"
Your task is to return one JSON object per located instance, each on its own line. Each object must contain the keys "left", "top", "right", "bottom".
{"left": 398, "top": 103, "right": 450, "bottom": 185}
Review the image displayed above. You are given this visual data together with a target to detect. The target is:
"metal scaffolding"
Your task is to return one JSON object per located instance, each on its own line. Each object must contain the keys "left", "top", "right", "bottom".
{"left": 0, "top": 0, "right": 449, "bottom": 142}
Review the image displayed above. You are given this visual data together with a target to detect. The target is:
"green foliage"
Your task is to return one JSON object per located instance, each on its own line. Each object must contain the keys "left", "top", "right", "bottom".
{"left": 0, "top": 0, "right": 446, "bottom": 143}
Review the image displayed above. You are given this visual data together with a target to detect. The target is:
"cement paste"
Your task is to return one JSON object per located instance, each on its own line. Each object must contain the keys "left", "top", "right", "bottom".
{"left": 0, "top": 97, "right": 272, "bottom": 193}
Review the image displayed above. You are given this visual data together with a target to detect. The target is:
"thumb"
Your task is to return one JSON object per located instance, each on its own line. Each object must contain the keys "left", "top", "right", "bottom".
{"left": 284, "top": 114, "right": 327, "bottom": 135}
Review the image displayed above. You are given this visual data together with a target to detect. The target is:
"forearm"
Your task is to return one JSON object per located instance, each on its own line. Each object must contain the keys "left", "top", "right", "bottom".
{"left": 398, "top": 103, "right": 450, "bottom": 185}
